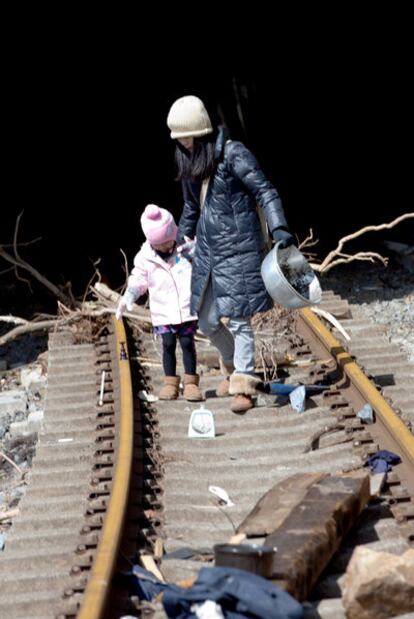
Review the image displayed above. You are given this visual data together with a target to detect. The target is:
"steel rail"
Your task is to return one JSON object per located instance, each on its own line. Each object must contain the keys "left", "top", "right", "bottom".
{"left": 300, "top": 307, "right": 414, "bottom": 469}
{"left": 77, "top": 316, "right": 134, "bottom": 619}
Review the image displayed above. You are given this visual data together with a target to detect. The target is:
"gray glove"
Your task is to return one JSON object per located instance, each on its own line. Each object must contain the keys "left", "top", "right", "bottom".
{"left": 272, "top": 227, "right": 295, "bottom": 249}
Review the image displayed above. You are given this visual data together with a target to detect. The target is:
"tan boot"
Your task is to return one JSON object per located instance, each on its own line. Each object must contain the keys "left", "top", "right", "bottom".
{"left": 159, "top": 376, "right": 180, "bottom": 400}
{"left": 230, "top": 393, "right": 254, "bottom": 413}
{"left": 216, "top": 358, "right": 235, "bottom": 397}
{"left": 183, "top": 374, "right": 204, "bottom": 401}
{"left": 229, "top": 373, "right": 261, "bottom": 413}
{"left": 216, "top": 376, "right": 230, "bottom": 397}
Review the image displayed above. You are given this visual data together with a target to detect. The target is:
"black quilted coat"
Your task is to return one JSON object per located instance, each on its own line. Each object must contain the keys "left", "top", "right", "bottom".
{"left": 177, "top": 127, "right": 288, "bottom": 318}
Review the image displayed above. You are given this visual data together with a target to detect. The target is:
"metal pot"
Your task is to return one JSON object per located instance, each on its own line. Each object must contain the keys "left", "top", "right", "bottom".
{"left": 261, "top": 242, "right": 322, "bottom": 309}
{"left": 214, "top": 543, "right": 275, "bottom": 578}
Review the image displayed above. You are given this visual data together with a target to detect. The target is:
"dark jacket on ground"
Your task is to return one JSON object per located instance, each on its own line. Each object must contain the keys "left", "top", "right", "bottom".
{"left": 177, "top": 127, "right": 288, "bottom": 318}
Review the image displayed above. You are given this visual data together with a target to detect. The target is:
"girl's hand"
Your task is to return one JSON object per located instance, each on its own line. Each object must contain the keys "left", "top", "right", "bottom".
{"left": 115, "top": 288, "right": 139, "bottom": 320}
{"left": 177, "top": 235, "right": 196, "bottom": 258}
{"left": 116, "top": 299, "right": 127, "bottom": 320}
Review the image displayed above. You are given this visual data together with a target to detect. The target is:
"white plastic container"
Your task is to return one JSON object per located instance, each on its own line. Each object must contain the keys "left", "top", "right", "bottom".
{"left": 188, "top": 403, "right": 215, "bottom": 439}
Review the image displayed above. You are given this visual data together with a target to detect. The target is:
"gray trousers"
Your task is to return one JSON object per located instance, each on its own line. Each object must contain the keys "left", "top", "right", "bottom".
{"left": 198, "top": 279, "right": 255, "bottom": 375}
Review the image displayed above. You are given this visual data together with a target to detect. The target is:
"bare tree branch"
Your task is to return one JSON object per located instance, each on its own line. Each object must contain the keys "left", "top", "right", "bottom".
{"left": 0, "top": 266, "right": 15, "bottom": 276}
{"left": 91, "top": 283, "right": 152, "bottom": 322}
{"left": 82, "top": 257, "right": 102, "bottom": 307}
{"left": 13, "top": 211, "right": 24, "bottom": 262}
{"left": 316, "top": 213, "right": 414, "bottom": 273}
{"left": 11, "top": 211, "right": 34, "bottom": 290}
{"left": 0, "top": 450, "right": 25, "bottom": 477}
{"left": 299, "top": 228, "right": 319, "bottom": 250}
{"left": 119, "top": 247, "right": 130, "bottom": 295}
{"left": 0, "top": 212, "right": 74, "bottom": 307}
{"left": 312, "top": 251, "right": 389, "bottom": 274}
{"left": 0, "top": 316, "right": 84, "bottom": 347}
{"left": 1, "top": 237, "right": 42, "bottom": 248}
{"left": 0, "top": 316, "right": 28, "bottom": 325}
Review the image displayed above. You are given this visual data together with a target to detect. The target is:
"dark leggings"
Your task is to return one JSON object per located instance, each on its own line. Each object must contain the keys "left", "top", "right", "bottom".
{"left": 161, "top": 333, "right": 197, "bottom": 376}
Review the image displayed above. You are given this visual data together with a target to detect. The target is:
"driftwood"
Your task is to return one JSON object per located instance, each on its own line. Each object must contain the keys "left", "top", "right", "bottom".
{"left": 301, "top": 213, "right": 414, "bottom": 273}
{"left": 0, "top": 508, "right": 20, "bottom": 522}
{"left": 0, "top": 315, "right": 85, "bottom": 347}
{"left": 2, "top": 213, "right": 412, "bottom": 354}
{"left": 0, "top": 282, "right": 152, "bottom": 348}
{"left": 0, "top": 316, "right": 28, "bottom": 325}
{"left": 92, "top": 282, "right": 152, "bottom": 323}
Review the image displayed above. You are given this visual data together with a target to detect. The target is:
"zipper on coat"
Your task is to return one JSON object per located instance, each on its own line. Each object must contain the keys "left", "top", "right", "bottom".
{"left": 169, "top": 268, "right": 183, "bottom": 324}
{"left": 149, "top": 251, "right": 185, "bottom": 324}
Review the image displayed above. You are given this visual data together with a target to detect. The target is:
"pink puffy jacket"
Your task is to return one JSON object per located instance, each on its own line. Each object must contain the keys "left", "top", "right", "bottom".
{"left": 128, "top": 241, "right": 197, "bottom": 327}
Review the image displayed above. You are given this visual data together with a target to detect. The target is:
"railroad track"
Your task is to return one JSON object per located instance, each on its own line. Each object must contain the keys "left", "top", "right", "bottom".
{"left": 0, "top": 289, "right": 413, "bottom": 618}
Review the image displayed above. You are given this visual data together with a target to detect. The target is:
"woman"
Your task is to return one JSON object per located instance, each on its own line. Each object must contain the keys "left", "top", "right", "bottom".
{"left": 167, "top": 95, "right": 294, "bottom": 413}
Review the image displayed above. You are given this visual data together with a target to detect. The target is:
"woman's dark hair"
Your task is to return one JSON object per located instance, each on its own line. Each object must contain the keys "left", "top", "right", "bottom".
{"left": 174, "top": 133, "right": 216, "bottom": 181}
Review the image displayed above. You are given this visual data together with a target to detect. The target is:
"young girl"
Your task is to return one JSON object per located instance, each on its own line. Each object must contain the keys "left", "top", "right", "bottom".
{"left": 116, "top": 204, "right": 203, "bottom": 402}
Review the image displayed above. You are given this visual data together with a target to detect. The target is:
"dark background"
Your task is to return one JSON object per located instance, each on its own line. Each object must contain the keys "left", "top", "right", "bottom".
{"left": 2, "top": 18, "right": 413, "bottom": 297}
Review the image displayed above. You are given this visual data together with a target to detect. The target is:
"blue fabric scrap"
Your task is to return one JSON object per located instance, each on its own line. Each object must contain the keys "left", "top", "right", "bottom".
{"left": 265, "top": 382, "right": 330, "bottom": 396}
{"left": 123, "top": 565, "right": 172, "bottom": 601}
{"left": 162, "top": 566, "right": 303, "bottom": 619}
{"left": 364, "top": 449, "right": 401, "bottom": 474}
{"left": 125, "top": 565, "right": 303, "bottom": 618}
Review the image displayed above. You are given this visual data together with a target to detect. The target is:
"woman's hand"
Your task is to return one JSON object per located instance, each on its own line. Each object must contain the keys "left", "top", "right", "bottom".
{"left": 272, "top": 227, "right": 295, "bottom": 249}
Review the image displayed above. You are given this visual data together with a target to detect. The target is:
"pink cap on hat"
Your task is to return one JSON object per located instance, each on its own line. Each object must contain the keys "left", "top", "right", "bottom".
{"left": 140, "top": 204, "right": 177, "bottom": 245}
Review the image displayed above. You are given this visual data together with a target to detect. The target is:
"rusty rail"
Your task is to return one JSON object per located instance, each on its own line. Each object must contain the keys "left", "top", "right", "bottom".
{"left": 77, "top": 316, "right": 134, "bottom": 619}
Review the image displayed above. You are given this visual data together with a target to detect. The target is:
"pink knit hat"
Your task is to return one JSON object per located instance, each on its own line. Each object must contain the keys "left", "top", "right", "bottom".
{"left": 140, "top": 204, "right": 177, "bottom": 245}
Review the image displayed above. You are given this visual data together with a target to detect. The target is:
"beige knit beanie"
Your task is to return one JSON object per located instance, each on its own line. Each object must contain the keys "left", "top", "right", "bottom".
{"left": 167, "top": 95, "right": 213, "bottom": 139}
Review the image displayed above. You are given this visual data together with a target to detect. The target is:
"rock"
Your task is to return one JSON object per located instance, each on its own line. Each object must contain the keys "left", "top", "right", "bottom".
{"left": 36, "top": 350, "right": 48, "bottom": 372}
{"left": 20, "top": 366, "right": 45, "bottom": 390}
{"left": 0, "top": 390, "right": 27, "bottom": 416}
{"left": 27, "top": 410, "right": 44, "bottom": 432}
{"left": 0, "top": 413, "right": 12, "bottom": 439}
{"left": 9, "top": 420, "right": 30, "bottom": 437}
{"left": 342, "top": 546, "right": 414, "bottom": 619}
{"left": 321, "top": 262, "right": 414, "bottom": 364}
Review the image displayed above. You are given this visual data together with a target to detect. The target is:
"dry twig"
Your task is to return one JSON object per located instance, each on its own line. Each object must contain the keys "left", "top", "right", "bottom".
{"left": 0, "top": 211, "right": 74, "bottom": 307}
{"left": 119, "top": 248, "right": 129, "bottom": 294}
{"left": 258, "top": 340, "right": 279, "bottom": 382}
{"left": 311, "top": 213, "right": 414, "bottom": 273}
{"left": 82, "top": 257, "right": 102, "bottom": 307}
{"left": 0, "top": 316, "right": 28, "bottom": 325}
{"left": 0, "top": 450, "right": 25, "bottom": 477}
{"left": 299, "top": 228, "right": 320, "bottom": 250}
{"left": 0, "top": 316, "right": 84, "bottom": 347}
